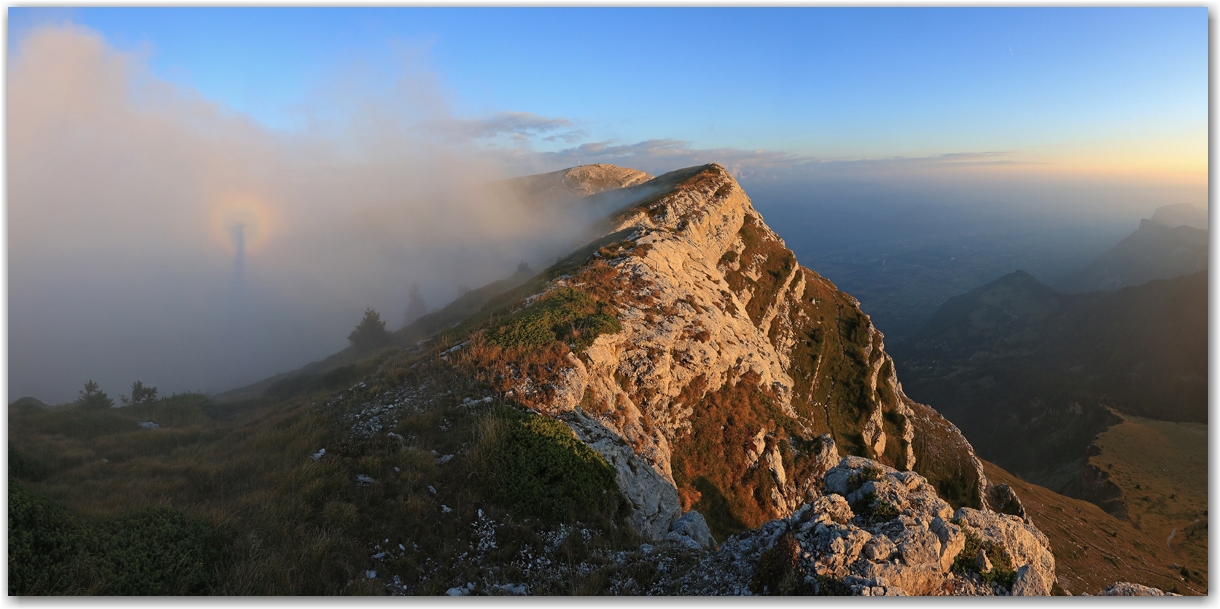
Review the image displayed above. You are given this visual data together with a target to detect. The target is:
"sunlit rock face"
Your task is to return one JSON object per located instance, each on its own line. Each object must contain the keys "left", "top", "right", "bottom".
{"left": 462, "top": 163, "right": 990, "bottom": 541}
{"left": 603, "top": 449, "right": 1058, "bottom": 596}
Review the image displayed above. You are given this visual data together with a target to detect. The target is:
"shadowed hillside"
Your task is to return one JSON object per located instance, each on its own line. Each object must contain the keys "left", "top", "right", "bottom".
{"left": 899, "top": 270, "right": 1206, "bottom": 494}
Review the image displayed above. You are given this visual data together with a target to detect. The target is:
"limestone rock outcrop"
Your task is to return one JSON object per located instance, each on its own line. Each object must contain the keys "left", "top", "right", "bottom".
{"left": 609, "top": 452, "right": 1057, "bottom": 596}
{"left": 1100, "top": 582, "right": 1177, "bottom": 596}
{"left": 460, "top": 163, "right": 990, "bottom": 540}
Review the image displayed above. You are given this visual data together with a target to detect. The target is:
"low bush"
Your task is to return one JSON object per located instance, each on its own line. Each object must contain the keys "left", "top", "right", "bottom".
{"left": 9, "top": 482, "right": 229, "bottom": 595}
{"left": 846, "top": 465, "right": 885, "bottom": 495}
{"left": 850, "top": 492, "right": 900, "bottom": 525}
{"left": 9, "top": 448, "right": 50, "bottom": 482}
{"left": 752, "top": 532, "right": 814, "bottom": 595}
{"left": 951, "top": 532, "right": 1017, "bottom": 590}
{"left": 486, "top": 287, "right": 621, "bottom": 352}
{"left": 475, "top": 406, "right": 626, "bottom": 524}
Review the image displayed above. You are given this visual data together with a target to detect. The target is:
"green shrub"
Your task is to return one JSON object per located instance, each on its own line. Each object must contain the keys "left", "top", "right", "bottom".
{"left": 846, "top": 465, "right": 885, "bottom": 495}
{"left": 9, "top": 482, "right": 228, "bottom": 595}
{"left": 816, "top": 574, "right": 853, "bottom": 596}
{"left": 951, "top": 532, "right": 1017, "bottom": 590}
{"left": 9, "top": 448, "right": 50, "bottom": 482}
{"left": 486, "top": 287, "right": 621, "bottom": 352}
{"left": 850, "top": 492, "right": 900, "bottom": 525}
{"left": 348, "top": 308, "right": 391, "bottom": 349}
{"left": 937, "top": 473, "right": 974, "bottom": 510}
{"left": 9, "top": 481, "right": 91, "bottom": 594}
{"left": 480, "top": 407, "right": 626, "bottom": 524}
{"left": 75, "top": 380, "right": 115, "bottom": 411}
{"left": 101, "top": 507, "right": 229, "bottom": 595}
{"left": 10, "top": 396, "right": 47, "bottom": 414}
{"left": 752, "top": 532, "right": 814, "bottom": 595}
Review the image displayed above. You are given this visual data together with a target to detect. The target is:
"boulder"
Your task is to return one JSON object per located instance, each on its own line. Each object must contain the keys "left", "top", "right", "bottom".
{"left": 929, "top": 517, "right": 965, "bottom": 572}
{"left": 1100, "top": 582, "right": 1176, "bottom": 596}
{"left": 666, "top": 510, "right": 716, "bottom": 550}
{"left": 1012, "top": 564, "right": 1051, "bottom": 596}
{"left": 953, "top": 507, "right": 1055, "bottom": 595}
{"left": 603, "top": 454, "right": 1057, "bottom": 596}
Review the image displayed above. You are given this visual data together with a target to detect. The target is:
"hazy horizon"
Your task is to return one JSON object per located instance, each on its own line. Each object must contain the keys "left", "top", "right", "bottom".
{"left": 7, "top": 9, "right": 1208, "bottom": 404}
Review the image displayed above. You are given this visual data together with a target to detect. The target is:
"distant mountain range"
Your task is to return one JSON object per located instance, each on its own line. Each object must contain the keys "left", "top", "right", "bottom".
{"left": 1148, "top": 203, "right": 1208, "bottom": 230}
{"left": 897, "top": 269, "right": 1206, "bottom": 493}
{"left": 1055, "top": 204, "right": 1207, "bottom": 293}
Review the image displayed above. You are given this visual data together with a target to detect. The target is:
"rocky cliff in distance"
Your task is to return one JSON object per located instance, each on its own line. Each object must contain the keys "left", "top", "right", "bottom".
{"left": 449, "top": 164, "right": 989, "bottom": 541}
{"left": 1056, "top": 207, "right": 1207, "bottom": 294}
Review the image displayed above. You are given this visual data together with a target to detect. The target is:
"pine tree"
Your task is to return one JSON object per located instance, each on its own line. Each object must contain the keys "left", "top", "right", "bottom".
{"left": 75, "top": 380, "right": 114, "bottom": 410}
{"left": 348, "top": 307, "right": 390, "bottom": 349}
{"left": 119, "top": 380, "right": 158, "bottom": 406}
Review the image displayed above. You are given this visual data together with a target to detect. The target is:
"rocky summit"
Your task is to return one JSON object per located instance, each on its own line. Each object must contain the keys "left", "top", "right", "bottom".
{"left": 458, "top": 164, "right": 989, "bottom": 539}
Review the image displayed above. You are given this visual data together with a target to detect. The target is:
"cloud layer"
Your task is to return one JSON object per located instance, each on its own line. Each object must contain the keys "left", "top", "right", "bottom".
{"left": 9, "top": 24, "right": 601, "bottom": 402}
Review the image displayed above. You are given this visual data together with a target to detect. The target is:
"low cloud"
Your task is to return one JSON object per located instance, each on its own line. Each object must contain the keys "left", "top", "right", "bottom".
{"left": 9, "top": 23, "right": 601, "bottom": 403}
{"left": 476, "top": 111, "right": 586, "bottom": 142}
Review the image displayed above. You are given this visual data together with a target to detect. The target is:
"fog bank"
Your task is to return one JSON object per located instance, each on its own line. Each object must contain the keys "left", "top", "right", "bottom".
{"left": 8, "top": 24, "right": 597, "bottom": 403}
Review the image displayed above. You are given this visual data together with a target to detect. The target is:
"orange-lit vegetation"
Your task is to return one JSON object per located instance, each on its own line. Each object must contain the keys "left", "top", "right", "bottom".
{"left": 669, "top": 373, "right": 826, "bottom": 541}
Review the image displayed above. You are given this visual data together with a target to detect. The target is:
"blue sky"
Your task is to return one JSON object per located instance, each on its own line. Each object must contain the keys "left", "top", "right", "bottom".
{"left": 6, "top": 7, "right": 1210, "bottom": 402}
{"left": 9, "top": 7, "right": 1208, "bottom": 165}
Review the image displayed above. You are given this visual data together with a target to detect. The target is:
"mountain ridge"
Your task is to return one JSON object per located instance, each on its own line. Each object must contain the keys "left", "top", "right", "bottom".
{"left": 434, "top": 163, "right": 989, "bottom": 539}
{"left": 1056, "top": 214, "right": 1207, "bottom": 293}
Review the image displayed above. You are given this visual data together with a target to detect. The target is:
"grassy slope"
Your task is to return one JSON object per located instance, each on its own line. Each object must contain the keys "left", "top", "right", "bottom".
{"left": 9, "top": 354, "right": 643, "bottom": 595}
{"left": 983, "top": 459, "right": 1205, "bottom": 595}
{"left": 1086, "top": 414, "right": 1208, "bottom": 588}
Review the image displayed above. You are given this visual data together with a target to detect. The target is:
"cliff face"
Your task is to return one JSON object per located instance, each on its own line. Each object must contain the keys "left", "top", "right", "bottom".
{"left": 456, "top": 164, "right": 988, "bottom": 540}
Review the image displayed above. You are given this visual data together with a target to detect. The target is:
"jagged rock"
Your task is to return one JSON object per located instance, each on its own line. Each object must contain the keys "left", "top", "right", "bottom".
{"left": 986, "top": 482, "right": 1027, "bottom": 521}
{"left": 859, "top": 562, "right": 944, "bottom": 596}
{"left": 953, "top": 507, "right": 1055, "bottom": 596}
{"left": 491, "top": 583, "right": 529, "bottom": 596}
{"left": 862, "top": 535, "right": 895, "bottom": 561}
{"left": 973, "top": 547, "right": 992, "bottom": 573}
{"left": 897, "top": 527, "right": 943, "bottom": 567}
{"left": 1012, "top": 564, "right": 1051, "bottom": 596}
{"left": 665, "top": 511, "right": 716, "bottom": 550}
{"left": 561, "top": 409, "right": 680, "bottom": 540}
{"left": 1100, "top": 582, "right": 1176, "bottom": 596}
{"left": 807, "top": 493, "right": 853, "bottom": 526}
{"left": 930, "top": 517, "right": 965, "bottom": 572}
{"left": 626, "top": 455, "right": 1056, "bottom": 596}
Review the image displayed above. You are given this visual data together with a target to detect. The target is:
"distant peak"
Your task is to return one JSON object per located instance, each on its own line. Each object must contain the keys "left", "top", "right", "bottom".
{"left": 990, "top": 269, "right": 1053, "bottom": 291}
{"left": 1148, "top": 203, "right": 1208, "bottom": 230}
{"left": 499, "top": 164, "right": 653, "bottom": 206}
